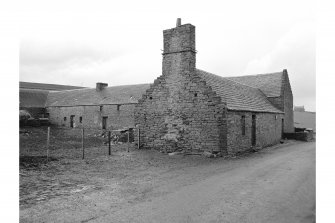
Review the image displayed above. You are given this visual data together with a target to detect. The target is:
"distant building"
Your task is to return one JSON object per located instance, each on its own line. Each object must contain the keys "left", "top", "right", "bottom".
{"left": 294, "top": 105, "right": 305, "bottom": 112}
{"left": 19, "top": 82, "right": 85, "bottom": 118}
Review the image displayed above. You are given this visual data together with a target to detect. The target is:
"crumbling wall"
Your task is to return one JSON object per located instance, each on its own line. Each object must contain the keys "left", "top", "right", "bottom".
{"left": 134, "top": 70, "right": 227, "bottom": 153}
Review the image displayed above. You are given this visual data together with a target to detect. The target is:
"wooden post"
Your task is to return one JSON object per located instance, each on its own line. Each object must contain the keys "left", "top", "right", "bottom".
{"left": 108, "top": 131, "right": 111, "bottom": 156}
{"left": 137, "top": 127, "right": 140, "bottom": 149}
{"left": 46, "top": 127, "right": 50, "bottom": 162}
{"left": 127, "top": 128, "right": 130, "bottom": 153}
{"left": 82, "top": 128, "right": 85, "bottom": 159}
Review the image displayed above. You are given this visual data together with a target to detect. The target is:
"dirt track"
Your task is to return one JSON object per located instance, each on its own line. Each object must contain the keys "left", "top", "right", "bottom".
{"left": 20, "top": 141, "right": 315, "bottom": 223}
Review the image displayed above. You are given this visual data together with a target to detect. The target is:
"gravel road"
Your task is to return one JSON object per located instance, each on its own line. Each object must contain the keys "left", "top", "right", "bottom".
{"left": 20, "top": 141, "right": 315, "bottom": 223}
{"left": 94, "top": 142, "right": 315, "bottom": 223}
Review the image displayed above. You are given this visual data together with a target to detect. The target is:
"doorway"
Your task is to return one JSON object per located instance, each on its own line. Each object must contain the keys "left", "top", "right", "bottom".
{"left": 282, "top": 118, "right": 284, "bottom": 139}
{"left": 70, "top": 115, "right": 75, "bottom": 128}
{"left": 102, "top": 116, "right": 108, "bottom": 130}
{"left": 251, "top": 114, "right": 256, "bottom": 146}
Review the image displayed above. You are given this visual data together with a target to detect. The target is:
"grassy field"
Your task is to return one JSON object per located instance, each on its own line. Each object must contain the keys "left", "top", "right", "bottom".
{"left": 19, "top": 126, "right": 214, "bottom": 209}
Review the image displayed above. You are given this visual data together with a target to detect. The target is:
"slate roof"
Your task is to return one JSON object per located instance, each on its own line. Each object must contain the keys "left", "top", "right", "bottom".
{"left": 226, "top": 72, "right": 283, "bottom": 97}
{"left": 20, "top": 81, "right": 85, "bottom": 91}
{"left": 43, "top": 71, "right": 284, "bottom": 113}
{"left": 46, "top": 84, "right": 150, "bottom": 107}
{"left": 20, "top": 89, "right": 49, "bottom": 108}
{"left": 196, "top": 69, "right": 283, "bottom": 113}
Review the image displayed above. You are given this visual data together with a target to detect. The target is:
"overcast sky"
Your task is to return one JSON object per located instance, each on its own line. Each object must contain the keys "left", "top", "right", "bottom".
{"left": 19, "top": 0, "right": 315, "bottom": 111}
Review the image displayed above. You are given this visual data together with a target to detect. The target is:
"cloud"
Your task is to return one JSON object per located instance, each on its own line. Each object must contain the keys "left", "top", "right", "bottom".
{"left": 243, "top": 22, "right": 315, "bottom": 111}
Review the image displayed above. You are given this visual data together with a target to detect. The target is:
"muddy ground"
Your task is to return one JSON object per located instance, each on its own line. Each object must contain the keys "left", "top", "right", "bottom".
{"left": 20, "top": 127, "right": 315, "bottom": 223}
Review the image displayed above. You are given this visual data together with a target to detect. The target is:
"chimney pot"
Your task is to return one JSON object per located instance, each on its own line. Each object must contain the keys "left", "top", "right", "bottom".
{"left": 176, "top": 18, "right": 181, "bottom": 27}
{"left": 96, "top": 82, "right": 108, "bottom": 91}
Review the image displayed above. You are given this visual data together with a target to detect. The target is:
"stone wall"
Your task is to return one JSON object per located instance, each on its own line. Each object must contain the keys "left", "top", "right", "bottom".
{"left": 134, "top": 23, "right": 227, "bottom": 153}
{"left": 283, "top": 70, "right": 294, "bottom": 133}
{"left": 284, "top": 131, "right": 314, "bottom": 142}
{"left": 47, "top": 104, "right": 136, "bottom": 130}
{"left": 227, "top": 111, "right": 284, "bottom": 154}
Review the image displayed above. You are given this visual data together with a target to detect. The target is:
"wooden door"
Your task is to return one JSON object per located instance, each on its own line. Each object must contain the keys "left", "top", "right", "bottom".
{"left": 70, "top": 115, "right": 75, "bottom": 128}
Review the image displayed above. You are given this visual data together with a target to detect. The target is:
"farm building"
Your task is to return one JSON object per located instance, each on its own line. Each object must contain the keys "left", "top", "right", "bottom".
{"left": 134, "top": 20, "right": 294, "bottom": 155}
{"left": 46, "top": 83, "right": 149, "bottom": 130}
{"left": 19, "top": 82, "right": 85, "bottom": 118}
{"left": 21, "top": 19, "right": 294, "bottom": 155}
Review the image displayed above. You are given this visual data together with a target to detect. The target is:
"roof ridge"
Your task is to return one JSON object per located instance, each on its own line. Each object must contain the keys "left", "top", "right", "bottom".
{"left": 225, "top": 71, "right": 283, "bottom": 78}
{"left": 196, "top": 69, "right": 264, "bottom": 91}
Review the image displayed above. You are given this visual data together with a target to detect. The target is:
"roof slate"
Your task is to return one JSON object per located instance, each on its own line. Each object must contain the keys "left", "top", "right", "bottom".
{"left": 226, "top": 72, "right": 283, "bottom": 97}
{"left": 44, "top": 71, "right": 284, "bottom": 113}
{"left": 20, "top": 89, "right": 49, "bottom": 108}
{"left": 196, "top": 69, "right": 283, "bottom": 113}
{"left": 46, "top": 84, "right": 150, "bottom": 107}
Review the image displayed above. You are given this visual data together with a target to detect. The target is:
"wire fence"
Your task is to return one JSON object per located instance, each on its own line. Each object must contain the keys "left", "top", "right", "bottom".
{"left": 19, "top": 126, "right": 136, "bottom": 165}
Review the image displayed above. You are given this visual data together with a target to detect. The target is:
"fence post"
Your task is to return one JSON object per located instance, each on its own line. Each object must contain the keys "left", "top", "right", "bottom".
{"left": 108, "top": 131, "right": 111, "bottom": 156}
{"left": 82, "top": 128, "right": 85, "bottom": 159}
{"left": 127, "top": 128, "right": 130, "bottom": 153}
{"left": 46, "top": 127, "right": 50, "bottom": 162}
{"left": 137, "top": 127, "right": 140, "bottom": 149}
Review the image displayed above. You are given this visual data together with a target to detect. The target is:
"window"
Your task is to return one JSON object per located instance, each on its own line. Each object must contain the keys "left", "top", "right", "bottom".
{"left": 117, "top": 105, "right": 121, "bottom": 111}
{"left": 149, "top": 96, "right": 152, "bottom": 100}
{"left": 99, "top": 106, "right": 103, "bottom": 112}
{"left": 79, "top": 116, "right": 82, "bottom": 123}
{"left": 102, "top": 116, "right": 108, "bottom": 130}
{"left": 64, "top": 117, "right": 67, "bottom": 121}
{"left": 194, "top": 93, "right": 197, "bottom": 97}
{"left": 241, "top": 115, "right": 246, "bottom": 135}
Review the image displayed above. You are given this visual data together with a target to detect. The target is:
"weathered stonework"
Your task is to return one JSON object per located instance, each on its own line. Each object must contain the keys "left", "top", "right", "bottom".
{"left": 266, "top": 70, "right": 294, "bottom": 133}
{"left": 47, "top": 104, "right": 136, "bottom": 130}
{"left": 134, "top": 24, "right": 227, "bottom": 153}
{"left": 226, "top": 111, "right": 284, "bottom": 154}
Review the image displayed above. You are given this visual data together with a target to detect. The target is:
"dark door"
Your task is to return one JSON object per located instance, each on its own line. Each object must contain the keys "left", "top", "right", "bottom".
{"left": 282, "top": 118, "right": 284, "bottom": 139}
{"left": 70, "top": 115, "right": 75, "bottom": 128}
{"left": 251, "top": 114, "right": 256, "bottom": 146}
{"left": 102, "top": 116, "right": 108, "bottom": 130}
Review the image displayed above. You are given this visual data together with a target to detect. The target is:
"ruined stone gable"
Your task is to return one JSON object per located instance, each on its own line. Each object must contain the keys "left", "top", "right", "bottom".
{"left": 134, "top": 23, "right": 227, "bottom": 153}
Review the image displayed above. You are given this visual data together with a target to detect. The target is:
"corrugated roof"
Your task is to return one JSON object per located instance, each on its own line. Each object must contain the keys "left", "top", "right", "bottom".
{"left": 196, "top": 69, "right": 283, "bottom": 113}
{"left": 20, "top": 81, "right": 86, "bottom": 91}
{"left": 20, "top": 89, "right": 49, "bottom": 108}
{"left": 226, "top": 72, "right": 283, "bottom": 97}
{"left": 46, "top": 84, "right": 150, "bottom": 107}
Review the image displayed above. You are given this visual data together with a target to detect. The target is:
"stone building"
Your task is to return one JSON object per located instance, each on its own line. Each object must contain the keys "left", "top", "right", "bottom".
{"left": 134, "top": 20, "right": 294, "bottom": 155}
{"left": 46, "top": 83, "right": 149, "bottom": 129}
{"left": 24, "top": 19, "right": 294, "bottom": 155}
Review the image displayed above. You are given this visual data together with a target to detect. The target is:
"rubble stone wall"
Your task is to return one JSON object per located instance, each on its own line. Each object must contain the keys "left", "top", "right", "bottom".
{"left": 47, "top": 104, "right": 136, "bottom": 130}
{"left": 227, "top": 111, "right": 284, "bottom": 154}
{"left": 134, "top": 24, "right": 227, "bottom": 153}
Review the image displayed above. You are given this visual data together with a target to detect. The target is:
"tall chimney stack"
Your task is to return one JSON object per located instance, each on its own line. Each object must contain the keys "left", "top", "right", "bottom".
{"left": 176, "top": 18, "right": 181, "bottom": 27}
